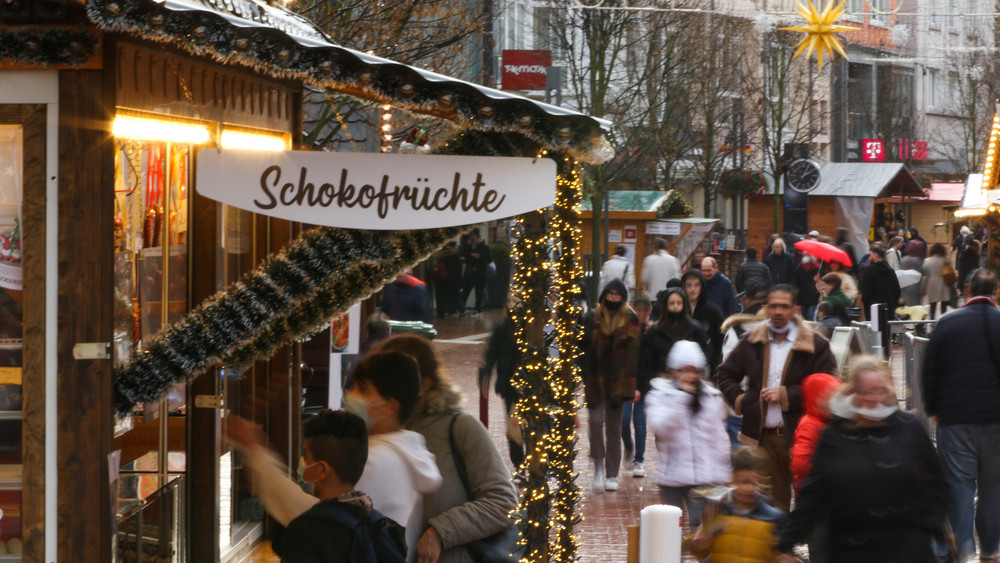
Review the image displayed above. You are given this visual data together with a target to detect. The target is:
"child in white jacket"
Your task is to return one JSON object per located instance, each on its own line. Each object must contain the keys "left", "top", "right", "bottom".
{"left": 646, "top": 339, "right": 732, "bottom": 529}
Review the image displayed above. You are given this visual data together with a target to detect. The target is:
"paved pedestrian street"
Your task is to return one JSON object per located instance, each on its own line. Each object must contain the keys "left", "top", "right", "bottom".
{"left": 434, "top": 311, "right": 679, "bottom": 562}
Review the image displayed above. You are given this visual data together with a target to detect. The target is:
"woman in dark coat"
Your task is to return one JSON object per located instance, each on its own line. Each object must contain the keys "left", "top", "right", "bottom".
{"left": 679, "top": 269, "right": 724, "bottom": 375}
{"left": 581, "top": 278, "right": 641, "bottom": 493}
{"left": 776, "top": 356, "right": 948, "bottom": 562}
{"left": 639, "top": 287, "right": 711, "bottom": 395}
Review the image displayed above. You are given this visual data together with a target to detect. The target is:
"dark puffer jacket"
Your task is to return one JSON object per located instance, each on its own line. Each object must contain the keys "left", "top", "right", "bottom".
{"left": 778, "top": 413, "right": 948, "bottom": 562}
{"left": 922, "top": 297, "right": 1000, "bottom": 425}
{"left": 859, "top": 261, "right": 901, "bottom": 312}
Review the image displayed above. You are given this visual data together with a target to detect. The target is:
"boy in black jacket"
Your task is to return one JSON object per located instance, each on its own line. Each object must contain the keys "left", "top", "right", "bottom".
{"left": 275, "top": 409, "right": 406, "bottom": 563}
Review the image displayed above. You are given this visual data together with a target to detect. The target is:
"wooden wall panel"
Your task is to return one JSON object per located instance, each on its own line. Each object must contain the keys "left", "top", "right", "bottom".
{"left": 808, "top": 197, "right": 837, "bottom": 240}
{"left": 186, "top": 193, "right": 220, "bottom": 561}
{"left": 57, "top": 70, "right": 114, "bottom": 562}
{"left": 747, "top": 198, "right": 780, "bottom": 251}
{"left": 114, "top": 43, "right": 299, "bottom": 133}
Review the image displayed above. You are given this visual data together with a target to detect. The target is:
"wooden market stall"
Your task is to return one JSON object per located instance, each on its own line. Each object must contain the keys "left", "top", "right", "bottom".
{"left": 0, "top": 1, "right": 610, "bottom": 562}
{"left": 746, "top": 162, "right": 925, "bottom": 259}
{"left": 579, "top": 190, "right": 719, "bottom": 289}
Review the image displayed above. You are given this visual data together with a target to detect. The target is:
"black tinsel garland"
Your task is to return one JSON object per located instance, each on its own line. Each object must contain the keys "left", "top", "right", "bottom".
{"left": 113, "top": 225, "right": 458, "bottom": 414}
{"left": 0, "top": 27, "right": 99, "bottom": 67}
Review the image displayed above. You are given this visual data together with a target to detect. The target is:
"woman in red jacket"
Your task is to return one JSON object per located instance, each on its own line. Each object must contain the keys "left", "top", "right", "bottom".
{"left": 791, "top": 373, "right": 843, "bottom": 492}
{"left": 789, "top": 372, "right": 843, "bottom": 563}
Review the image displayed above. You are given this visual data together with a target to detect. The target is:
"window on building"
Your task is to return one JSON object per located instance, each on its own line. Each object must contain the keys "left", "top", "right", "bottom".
{"left": 926, "top": 69, "right": 939, "bottom": 109}
{"left": 870, "top": 0, "right": 890, "bottom": 23}
{"left": 848, "top": 0, "right": 865, "bottom": 17}
{"left": 847, "top": 62, "right": 874, "bottom": 142}
{"left": 533, "top": 6, "right": 566, "bottom": 59}
{"left": 947, "top": 72, "right": 960, "bottom": 110}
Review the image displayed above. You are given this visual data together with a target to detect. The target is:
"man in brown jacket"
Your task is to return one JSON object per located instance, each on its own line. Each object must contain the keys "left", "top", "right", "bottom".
{"left": 715, "top": 284, "right": 837, "bottom": 512}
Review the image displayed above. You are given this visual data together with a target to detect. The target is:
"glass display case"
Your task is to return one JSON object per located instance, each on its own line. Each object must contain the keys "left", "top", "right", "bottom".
{"left": 0, "top": 122, "right": 25, "bottom": 561}
{"left": 111, "top": 121, "right": 194, "bottom": 563}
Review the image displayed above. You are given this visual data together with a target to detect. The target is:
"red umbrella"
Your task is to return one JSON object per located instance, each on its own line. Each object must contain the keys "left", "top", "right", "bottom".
{"left": 793, "top": 239, "right": 853, "bottom": 267}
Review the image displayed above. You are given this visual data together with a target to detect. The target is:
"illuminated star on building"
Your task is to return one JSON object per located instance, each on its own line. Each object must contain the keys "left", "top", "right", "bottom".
{"left": 780, "top": 0, "right": 858, "bottom": 70}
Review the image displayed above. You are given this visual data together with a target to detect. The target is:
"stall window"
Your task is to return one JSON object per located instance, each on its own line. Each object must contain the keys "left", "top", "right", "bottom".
{"left": 0, "top": 122, "right": 25, "bottom": 559}
{"left": 215, "top": 127, "right": 288, "bottom": 557}
{"left": 111, "top": 115, "right": 210, "bottom": 550}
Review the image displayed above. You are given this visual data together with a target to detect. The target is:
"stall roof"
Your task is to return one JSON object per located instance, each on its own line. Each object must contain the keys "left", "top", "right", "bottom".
{"left": 82, "top": 0, "right": 613, "bottom": 163}
{"left": 926, "top": 183, "right": 965, "bottom": 202}
{"left": 811, "top": 163, "right": 926, "bottom": 198}
{"left": 962, "top": 174, "right": 988, "bottom": 208}
{"left": 580, "top": 190, "right": 672, "bottom": 212}
{"left": 883, "top": 182, "right": 963, "bottom": 202}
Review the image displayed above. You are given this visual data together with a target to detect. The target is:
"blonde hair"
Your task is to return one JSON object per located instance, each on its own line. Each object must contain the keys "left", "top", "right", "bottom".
{"left": 838, "top": 355, "right": 897, "bottom": 404}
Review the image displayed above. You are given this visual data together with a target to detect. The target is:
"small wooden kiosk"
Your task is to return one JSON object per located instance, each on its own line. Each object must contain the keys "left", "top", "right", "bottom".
{"left": 746, "top": 163, "right": 925, "bottom": 255}
{"left": 580, "top": 191, "right": 719, "bottom": 288}
{"left": 0, "top": 1, "right": 609, "bottom": 561}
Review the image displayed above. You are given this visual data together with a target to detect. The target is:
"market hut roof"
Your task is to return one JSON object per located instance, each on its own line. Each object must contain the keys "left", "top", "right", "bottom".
{"left": 82, "top": 0, "right": 613, "bottom": 163}
{"left": 811, "top": 162, "right": 925, "bottom": 199}
{"left": 580, "top": 190, "right": 673, "bottom": 212}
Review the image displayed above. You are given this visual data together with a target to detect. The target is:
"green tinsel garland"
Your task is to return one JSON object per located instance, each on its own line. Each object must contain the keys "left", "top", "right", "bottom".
{"left": 657, "top": 189, "right": 694, "bottom": 218}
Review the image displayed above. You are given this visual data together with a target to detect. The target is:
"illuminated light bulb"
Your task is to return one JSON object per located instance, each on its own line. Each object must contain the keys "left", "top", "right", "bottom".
{"left": 220, "top": 129, "right": 287, "bottom": 151}
{"left": 113, "top": 114, "right": 210, "bottom": 144}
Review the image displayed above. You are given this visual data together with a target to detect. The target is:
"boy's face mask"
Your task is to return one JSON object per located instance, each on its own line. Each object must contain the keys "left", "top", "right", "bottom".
{"left": 296, "top": 457, "right": 316, "bottom": 495}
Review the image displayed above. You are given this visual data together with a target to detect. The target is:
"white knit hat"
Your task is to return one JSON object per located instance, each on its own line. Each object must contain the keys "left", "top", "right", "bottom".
{"left": 666, "top": 340, "right": 707, "bottom": 371}
{"left": 961, "top": 226, "right": 971, "bottom": 235}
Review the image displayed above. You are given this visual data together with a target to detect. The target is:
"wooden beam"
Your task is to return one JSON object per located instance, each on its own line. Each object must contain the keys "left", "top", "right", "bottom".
{"left": 57, "top": 69, "right": 114, "bottom": 562}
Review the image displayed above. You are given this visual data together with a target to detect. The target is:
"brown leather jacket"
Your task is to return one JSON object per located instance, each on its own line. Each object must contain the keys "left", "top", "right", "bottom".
{"left": 715, "top": 319, "right": 837, "bottom": 446}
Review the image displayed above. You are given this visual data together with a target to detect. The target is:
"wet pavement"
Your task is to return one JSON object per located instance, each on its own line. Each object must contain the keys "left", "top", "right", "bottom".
{"left": 433, "top": 310, "right": 667, "bottom": 563}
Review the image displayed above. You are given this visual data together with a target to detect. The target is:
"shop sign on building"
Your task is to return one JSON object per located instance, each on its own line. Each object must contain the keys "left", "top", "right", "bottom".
{"left": 501, "top": 50, "right": 551, "bottom": 90}
{"left": 898, "top": 139, "right": 928, "bottom": 160}
{"left": 861, "top": 139, "right": 886, "bottom": 162}
{"left": 197, "top": 150, "right": 557, "bottom": 229}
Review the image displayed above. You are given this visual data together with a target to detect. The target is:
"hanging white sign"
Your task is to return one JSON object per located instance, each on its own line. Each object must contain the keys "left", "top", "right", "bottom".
{"left": 196, "top": 149, "right": 557, "bottom": 230}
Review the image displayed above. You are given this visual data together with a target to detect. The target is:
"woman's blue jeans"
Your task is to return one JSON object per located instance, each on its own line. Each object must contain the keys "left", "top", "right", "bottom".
{"left": 621, "top": 398, "right": 646, "bottom": 463}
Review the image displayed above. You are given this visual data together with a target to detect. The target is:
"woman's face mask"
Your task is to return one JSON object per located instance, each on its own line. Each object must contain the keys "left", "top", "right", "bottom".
{"left": 343, "top": 391, "right": 387, "bottom": 430}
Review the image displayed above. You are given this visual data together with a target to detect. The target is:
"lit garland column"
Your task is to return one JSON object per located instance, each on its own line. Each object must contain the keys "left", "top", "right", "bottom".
{"left": 510, "top": 206, "right": 555, "bottom": 561}
{"left": 548, "top": 155, "right": 585, "bottom": 561}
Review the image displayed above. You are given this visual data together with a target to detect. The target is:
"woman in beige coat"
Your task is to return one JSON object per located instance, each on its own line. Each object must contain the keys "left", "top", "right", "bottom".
{"left": 376, "top": 333, "right": 519, "bottom": 563}
{"left": 921, "top": 243, "right": 952, "bottom": 319}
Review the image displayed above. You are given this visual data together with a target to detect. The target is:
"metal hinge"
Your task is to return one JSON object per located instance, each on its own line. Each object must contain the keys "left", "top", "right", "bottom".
{"left": 73, "top": 342, "right": 110, "bottom": 360}
{"left": 195, "top": 395, "right": 224, "bottom": 409}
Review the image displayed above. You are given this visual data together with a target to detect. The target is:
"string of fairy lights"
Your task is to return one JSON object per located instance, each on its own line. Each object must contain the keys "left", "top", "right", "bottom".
{"left": 507, "top": 150, "right": 586, "bottom": 562}
{"left": 548, "top": 155, "right": 586, "bottom": 561}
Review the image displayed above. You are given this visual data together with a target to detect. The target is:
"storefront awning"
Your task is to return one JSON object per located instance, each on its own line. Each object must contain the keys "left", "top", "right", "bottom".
{"left": 84, "top": 0, "right": 613, "bottom": 163}
{"left": 811, "top": 162, "right": 926, "bottom": 199}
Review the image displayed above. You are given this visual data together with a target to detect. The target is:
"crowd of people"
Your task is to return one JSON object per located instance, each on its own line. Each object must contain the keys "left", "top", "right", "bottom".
{"left": 574, "top": 228, "right": 999, "bottom": 562}
{"left": 236, "top": 223, "right": 999, "bottom": 562}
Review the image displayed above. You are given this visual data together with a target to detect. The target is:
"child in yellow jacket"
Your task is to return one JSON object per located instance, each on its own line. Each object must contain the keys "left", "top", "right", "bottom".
{"left": 688, "top": 447, "right": 787, "bottom": 562}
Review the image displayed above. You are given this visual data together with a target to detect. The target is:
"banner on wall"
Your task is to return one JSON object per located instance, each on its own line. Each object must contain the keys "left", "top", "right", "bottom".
{"left": 197, "top": 150, "right": 557, "bottom": 230}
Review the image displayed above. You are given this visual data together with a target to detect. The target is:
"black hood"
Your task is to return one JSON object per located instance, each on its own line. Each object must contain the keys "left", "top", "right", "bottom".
{"left": 680, "top": 267, "right": 708, "bottom": 307}
{"left": 600, "top": 278, "right": 629, "bottom": 303}
{"left": 656, "top": 287, "right": 693, "bottom": 323}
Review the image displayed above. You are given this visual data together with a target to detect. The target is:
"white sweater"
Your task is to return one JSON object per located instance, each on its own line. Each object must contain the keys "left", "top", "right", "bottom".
{"left": 646, "top": 378, "right": 732, "bottom": 488}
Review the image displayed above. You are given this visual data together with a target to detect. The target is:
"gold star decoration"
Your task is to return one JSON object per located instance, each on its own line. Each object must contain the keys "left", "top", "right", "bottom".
{"left": 780, "top": 0, "right": 858, "bottom": 70}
